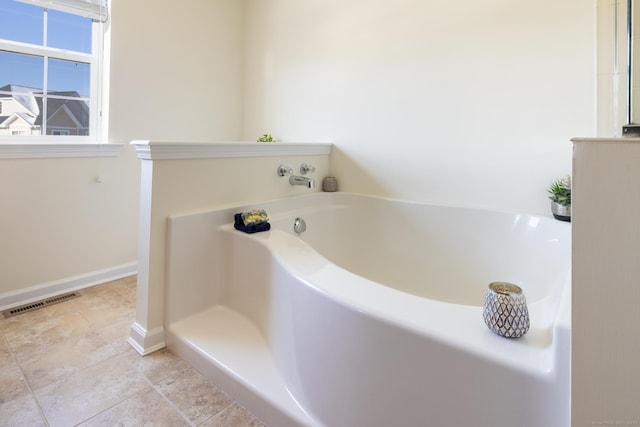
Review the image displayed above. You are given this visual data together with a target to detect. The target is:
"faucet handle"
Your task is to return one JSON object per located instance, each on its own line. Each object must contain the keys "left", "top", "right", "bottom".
{"left": 300, "top": 163, "right": 316, "bottom": 174}
{"left": 277, "top": 165, "right": 293, "bottom": 176}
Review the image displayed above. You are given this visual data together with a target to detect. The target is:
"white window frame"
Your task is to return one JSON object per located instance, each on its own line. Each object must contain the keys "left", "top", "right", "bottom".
{"left": 0, "top": 0, "right": 116, "bottom": 158}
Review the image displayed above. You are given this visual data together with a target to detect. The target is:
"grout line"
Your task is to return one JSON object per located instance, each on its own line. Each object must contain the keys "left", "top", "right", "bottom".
{"left": 75, "top": 386, "right": 154, "bottom": 426}
{"left": 125, "top": 348, "right": 196, "bottom": 426}
{"left": 26, "top": 386, "right": 51, "bottom": 427}
{"left": 147, "top": 379, "right": 197, "bottom": 427}
{"left": 0, "top": 328, "right": 51, "bottom": 426}
{"left": 198, "top": 401, "right": 236, "bottom": 426}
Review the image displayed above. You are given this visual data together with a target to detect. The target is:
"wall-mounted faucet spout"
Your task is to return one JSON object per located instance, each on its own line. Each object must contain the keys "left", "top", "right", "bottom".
{"left": 289, "top": 175, "right": 315, "bottom": 189}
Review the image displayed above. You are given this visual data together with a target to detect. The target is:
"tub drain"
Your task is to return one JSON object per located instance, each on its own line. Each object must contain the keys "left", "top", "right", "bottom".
{"left": 293, "top": 217, "right": 306, "bottom": 234}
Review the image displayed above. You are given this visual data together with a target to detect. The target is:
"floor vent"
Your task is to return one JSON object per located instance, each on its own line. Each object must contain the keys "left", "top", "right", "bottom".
{"left": 2, "top": 292, "right": 80, "bottom": 318}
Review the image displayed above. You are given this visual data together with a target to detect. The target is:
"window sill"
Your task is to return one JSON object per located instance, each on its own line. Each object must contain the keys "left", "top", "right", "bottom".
{"left": 0, "top": 143, "right": 123, "bottom": 159}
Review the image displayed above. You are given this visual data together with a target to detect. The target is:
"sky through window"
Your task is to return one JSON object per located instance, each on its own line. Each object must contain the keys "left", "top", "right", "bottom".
{"left": 0, "top": 0, "right": 92, "bottom": 95}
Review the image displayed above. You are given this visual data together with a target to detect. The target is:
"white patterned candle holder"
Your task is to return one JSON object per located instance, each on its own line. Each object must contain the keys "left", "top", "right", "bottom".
{"left": 482, "top": 282, "right": 530, "bottom": 338}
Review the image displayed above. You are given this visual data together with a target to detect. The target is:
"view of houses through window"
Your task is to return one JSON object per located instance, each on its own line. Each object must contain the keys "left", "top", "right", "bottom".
{"left": 0, "top": 0, "right": 103, "bottom": 139}
{"left": 0, "top": 84, "right": 90, "bottom": 136}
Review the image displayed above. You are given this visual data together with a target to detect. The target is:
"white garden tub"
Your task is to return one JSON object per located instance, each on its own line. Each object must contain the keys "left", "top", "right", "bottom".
{"left": 165, "top": 192, "right": 571, "bottom": 427}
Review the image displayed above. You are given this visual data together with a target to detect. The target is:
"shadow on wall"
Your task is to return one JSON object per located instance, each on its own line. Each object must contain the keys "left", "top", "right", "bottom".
{"left": 329, "top": 146, "right": 395, "bottom": 197}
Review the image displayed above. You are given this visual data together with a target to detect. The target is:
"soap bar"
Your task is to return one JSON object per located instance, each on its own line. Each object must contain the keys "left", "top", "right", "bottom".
{"left": 240, "top": 209, "right": 269, "bottom": 226}
{"left": 234, "top": 213, "right": 271, "bottom": 234}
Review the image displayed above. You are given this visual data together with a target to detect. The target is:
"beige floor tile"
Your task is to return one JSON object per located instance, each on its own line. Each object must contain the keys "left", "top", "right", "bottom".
{"left": 77, "top": 388, "right": 190, "bottom": 427}
{"left": 155, "top": 366, "right": 233, "bottom": 425}
{"left": 83, "top": 308, "right": 135, "bottom": 329}
{"left": 108, "top": 276, "right": 137, "bottom": 302}
{"left": 0, "top": 276, "right": 268, "bottom": 426}
{"left": 16, "top": 329, "right": 120, "bottom": 391}
{"left": 0, "top": 329, "right": 10, "bottom": 350}
{"left": 1, "top": 310, "right": 90, "bottom": 352}
{"left": 0, "top": 350, "right": 31, "bottom": 403}
{"left": 72, "top": 291, "right": 135, "bottom": 330}
{"left": 0, "top": 393, "right": 47, "bottom": 427}
{"left": 115, "top": 288, "right": 136, "bottom": 304}
{"left": 200, "top": 402, "right": 266, "bottom": 427}
{"left": 34, "top": 353, "right": 150, "bottom": 427}
{"left": 117, "top": 275, "right": 137, "bottom": 285}
{"left": 73, "top": 283, "right": 127, "bottom": 307}
{"left": 126, "top": 347, "right": 192, "bottom": 384}
{"left": 0, "top": 330, "right": 13, "bottom": 363}
{"left": 96, "top": 316, "right": 134, "bottom": 354}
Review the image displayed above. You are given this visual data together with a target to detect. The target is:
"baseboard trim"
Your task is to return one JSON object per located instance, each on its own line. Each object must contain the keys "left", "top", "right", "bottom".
{"left": 128, "top": 322, "right": 166, "bottom": 356}
{"left": 0, "top": 262, "right": 137, "bottom": 312}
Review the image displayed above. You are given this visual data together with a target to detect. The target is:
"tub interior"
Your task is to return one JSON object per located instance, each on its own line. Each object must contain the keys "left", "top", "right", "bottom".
{"left": 270, "top": 196, "right": 570, "bottom": 307}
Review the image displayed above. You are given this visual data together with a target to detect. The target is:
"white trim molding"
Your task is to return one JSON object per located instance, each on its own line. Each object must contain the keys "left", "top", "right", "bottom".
{"left": 0, "top": 143, "right": 123, "bottom": 159}
{"left": 0, "top": 261, "right": 137, "bottom": 311}
{"left": 128, "top": 322, "right": 166, "bottom": 356}
{"left": 131, "top": 140, "right": 332, "bottom": 160}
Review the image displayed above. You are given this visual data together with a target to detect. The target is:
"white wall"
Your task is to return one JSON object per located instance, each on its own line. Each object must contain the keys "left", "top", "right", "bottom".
{"left": 243, "top": 0, "right": 596, "bottom": 214}
{"left": 109, "top": 0, "right": 245, "bottom": 143}
{"left": 0, "top": 0, "right": 245, "bottom": 304}
{"left": 0, "top": 153, "right": 139, "bottom": 295}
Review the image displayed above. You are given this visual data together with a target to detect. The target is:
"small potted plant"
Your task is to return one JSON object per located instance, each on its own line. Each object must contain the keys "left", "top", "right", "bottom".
{"left": 257, "top": 133, "right": 275, "bottom": 142}
{"left": 547, "top": 175, "right": 571, "bottom": 222}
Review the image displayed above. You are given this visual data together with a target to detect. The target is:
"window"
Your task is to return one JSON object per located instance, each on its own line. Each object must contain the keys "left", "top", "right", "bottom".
{"left": 0, "top": 0, "right": 108, "bottom": 141}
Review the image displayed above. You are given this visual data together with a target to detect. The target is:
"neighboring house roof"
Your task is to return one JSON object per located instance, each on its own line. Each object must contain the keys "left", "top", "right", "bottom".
{"left": 0, "top": 84, "right": 42, "bottom": 117}
{"left": 15, "top": 112, "right": 38, "bottom": 127}
{"left": 0, "top": 84, "right": 88, "bottom": 131}
{"left": 0, "top": 112, "right": 39, "bottom": 129}
{"left": 34, "top": 94, "right": 89, "bottom": 129}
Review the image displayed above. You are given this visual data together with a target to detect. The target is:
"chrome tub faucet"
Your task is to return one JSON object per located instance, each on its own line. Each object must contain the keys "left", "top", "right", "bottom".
{"left": 289, "top": 175, "right": 315, "bottom": 189}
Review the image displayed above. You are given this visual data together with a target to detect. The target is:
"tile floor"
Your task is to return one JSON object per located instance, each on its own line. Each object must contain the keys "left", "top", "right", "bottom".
{"left": 0, "top": 276, "right": 266, "bottom": 427}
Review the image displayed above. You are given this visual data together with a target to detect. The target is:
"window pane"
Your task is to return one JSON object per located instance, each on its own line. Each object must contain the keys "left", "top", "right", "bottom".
{"left": 0, "top": 51, "right": 44, "bottom": 89}
{"left": 0, "top": 0, "right": 43, "bottom": 45}
{"left": 0, "top": 0, "right": 102, "bottom": 140}
{"left": 48, "top": 9, "right": 92, "bottom": 53}
{"left": 48, "top": 58, "right": 90, "bottom": 97}
{"left": 45, "top": 98, "right": 90, "bottom": 136}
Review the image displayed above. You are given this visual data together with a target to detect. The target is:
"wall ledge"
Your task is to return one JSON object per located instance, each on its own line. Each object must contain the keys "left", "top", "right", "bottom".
{"left": 0, "top": 143, "right": 123, "bottom": 159}
{"left": 571, "top": 137, "right": 640, "bottom": 144}
{"left": 131, "top": 140, "right": 332, "bottom": 160}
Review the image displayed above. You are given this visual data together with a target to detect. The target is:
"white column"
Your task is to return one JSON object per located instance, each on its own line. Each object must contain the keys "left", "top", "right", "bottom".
{"left": 127, "top": 146, "right": 165, "bottom": 355}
